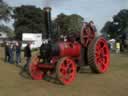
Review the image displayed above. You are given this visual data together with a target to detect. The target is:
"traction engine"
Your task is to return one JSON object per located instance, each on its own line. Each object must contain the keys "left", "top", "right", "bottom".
{"left": 29, "top": 7, "right": 110, "bottom": 85}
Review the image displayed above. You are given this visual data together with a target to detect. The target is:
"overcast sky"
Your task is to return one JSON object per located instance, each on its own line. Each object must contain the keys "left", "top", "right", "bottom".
{"left": 4, "top": 0, "right": 128, "bottom": 31}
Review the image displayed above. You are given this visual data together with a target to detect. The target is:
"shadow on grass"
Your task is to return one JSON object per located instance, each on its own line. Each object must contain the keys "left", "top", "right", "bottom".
{"left": 17, "top": 64, "right": 31, "bottom": 80}
{"left": 19, "top": 70, "right": 62, "bottom": 85}
{"left": 18, "top": 65, "right": 96, "bottom": 85}
{"left": 17, "top": 65, "right": 61, "bottom": 85}
{"left": 78, "top": 67, "right": 92, "bottom": 74}
{"left": 44, "top": 67, "right": 94, "bottom": 85}
{"left": 19, "top": 69, "right": 32, "bottom": 80}
{"left": 43, "top": 75, "right": 62, "bottom": 86}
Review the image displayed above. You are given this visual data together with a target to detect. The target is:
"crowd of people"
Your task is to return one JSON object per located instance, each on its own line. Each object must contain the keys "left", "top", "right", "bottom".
{"left": 4, "top": 41, "right": 32, "bottom": 72}
{"left": 4, "top": 41, "right": 21, "bottom": 64}
{"left": 108, "top": 39, "right": 121, "bottom": 54}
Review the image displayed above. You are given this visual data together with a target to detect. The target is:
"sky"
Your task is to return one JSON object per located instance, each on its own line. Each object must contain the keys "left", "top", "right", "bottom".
{"left": 4, "top": 0, "right": 128, "bottom": 31}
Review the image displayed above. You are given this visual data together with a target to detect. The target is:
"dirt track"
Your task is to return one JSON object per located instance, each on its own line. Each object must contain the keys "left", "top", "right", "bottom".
{"left": 0, "top": 47, "right": 128, "bottom": 96}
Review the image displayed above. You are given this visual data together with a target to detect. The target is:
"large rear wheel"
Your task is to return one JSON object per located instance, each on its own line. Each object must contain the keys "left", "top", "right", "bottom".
{"left": 88, "top": 36, "right": 110, "bottom": 73}
{"left": 56, "top": 57, "right": 77, "bottom": 85}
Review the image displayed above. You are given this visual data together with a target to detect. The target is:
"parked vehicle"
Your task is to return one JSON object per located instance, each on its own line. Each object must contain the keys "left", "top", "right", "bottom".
{"left": 29, "top": 7, "right": 110, "bottom": 85}
{"left": 22, "top": 33, "right": 42, "bottom": 49}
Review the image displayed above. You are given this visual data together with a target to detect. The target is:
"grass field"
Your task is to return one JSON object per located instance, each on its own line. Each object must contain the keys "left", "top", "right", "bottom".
{"left": 0, "top": 47, "right": 128, "bottom": 96}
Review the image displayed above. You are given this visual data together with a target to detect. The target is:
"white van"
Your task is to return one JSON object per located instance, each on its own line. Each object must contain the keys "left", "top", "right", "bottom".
{"left": 22, "top": 33, "right": 42, "bottom": 49}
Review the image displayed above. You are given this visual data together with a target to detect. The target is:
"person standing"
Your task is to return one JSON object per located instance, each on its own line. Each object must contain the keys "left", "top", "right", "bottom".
{"left": 116, "top": 40, "right": 121, "bottom": 54}
{"left": 23, "top": 43, "right": 32, "bottom": 71}
{"left": 4, "top": 42, "right": 10, "bottom": 62}
{"left": 15, "top": 41, "right": 21, "bottom": 65}
{"left": 9, "top": 43, "right": 14, "bottom": 64}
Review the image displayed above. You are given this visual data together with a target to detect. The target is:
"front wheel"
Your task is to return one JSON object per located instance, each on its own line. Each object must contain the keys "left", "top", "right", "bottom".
{"left": 56, "top": 57, "right": 77, "bottom": 85}
{"left": 29, "top": 55, "right": 46, "bottom": 80}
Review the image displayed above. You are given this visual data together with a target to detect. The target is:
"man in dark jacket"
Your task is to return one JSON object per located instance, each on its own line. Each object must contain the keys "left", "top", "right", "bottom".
{"left": 9, "top": 43, "right": 14, "bottom": 64}
{"left": 23, "top": 43, "right": 31, "bottom": 71}
{"left": 4, "top": 42, "right": 10, "bottom": 62}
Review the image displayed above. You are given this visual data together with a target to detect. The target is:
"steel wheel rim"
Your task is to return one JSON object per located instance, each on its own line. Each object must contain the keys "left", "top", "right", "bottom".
{"left": 29, "top": 56, "right": 45, "bottom": 80}
{"left": 58, "top": 58, "right": 76, "bottom": 85}
{"left": 95, "top": 38, "right": 110, "bottom": 72}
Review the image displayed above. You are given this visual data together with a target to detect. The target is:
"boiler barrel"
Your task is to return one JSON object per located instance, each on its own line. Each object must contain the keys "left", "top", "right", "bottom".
{"left": 40, "top": 41, "right": 81, "bottom": 58}
{"left": 58, "top": 42, "right": 81, "bottom": 57}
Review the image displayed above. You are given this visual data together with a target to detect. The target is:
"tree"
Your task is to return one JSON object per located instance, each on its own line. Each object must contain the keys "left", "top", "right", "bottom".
{"left": 101, "top": 9, "right": 128, "bottom": 38}
{"left": 54, "top": 13, "right": 84, "bottom": 36}
{"left": 101, "top": 21, "right": 116, "bottom": 38}
{"left": 13, "top": 5, "right": 45, "bottom": 40}
{"left": 0, "top": 0, "right": 12, "bottom": 38}
{"left": 0, "top": 25, "right": 14, "bottom": 37}
{"left": 0, "top": 0, "right": 11, "bottom": 22}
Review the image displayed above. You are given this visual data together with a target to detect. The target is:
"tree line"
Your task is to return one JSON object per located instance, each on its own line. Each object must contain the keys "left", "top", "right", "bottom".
{"left": 101, "top": 9, "right": 128, "bottom": 39}
{"left": 0, "top": 0, "right": 84, "bottom": 40}
{"left": 0, "top": 0, "right": 128, "bottom": 40}
{"left": 13, "top": 5, "right": 84, "bottom": 40}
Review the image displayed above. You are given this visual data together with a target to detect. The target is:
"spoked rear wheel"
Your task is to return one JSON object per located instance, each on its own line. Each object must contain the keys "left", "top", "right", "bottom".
{"left": 29, "top": 55, "right": 46, "bottom": 80}
{"left": 88, "top": 36, "right": 110, "bottom": 73}
{"left": 56, "top": 57, "right": 77, "bottom": 85}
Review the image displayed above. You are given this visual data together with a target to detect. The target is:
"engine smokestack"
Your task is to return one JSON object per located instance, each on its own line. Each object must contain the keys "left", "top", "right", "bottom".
{"left": 43, "top": 7, "right": 52, "bottom": 40}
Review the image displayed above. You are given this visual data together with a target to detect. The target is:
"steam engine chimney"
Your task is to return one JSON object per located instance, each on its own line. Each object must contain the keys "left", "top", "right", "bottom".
{"left": 43, "top": 7, "right": 52, "bottom": 40}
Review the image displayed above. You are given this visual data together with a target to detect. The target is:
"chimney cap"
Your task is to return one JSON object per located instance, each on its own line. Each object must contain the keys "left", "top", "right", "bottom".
{"left": 43, "top": 7, "right": 52, "bottom": 12}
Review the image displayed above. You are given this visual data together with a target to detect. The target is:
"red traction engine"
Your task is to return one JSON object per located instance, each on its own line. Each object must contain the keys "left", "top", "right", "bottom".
{"left": 29, "top": 7, "right": 110, "bottom": 85}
